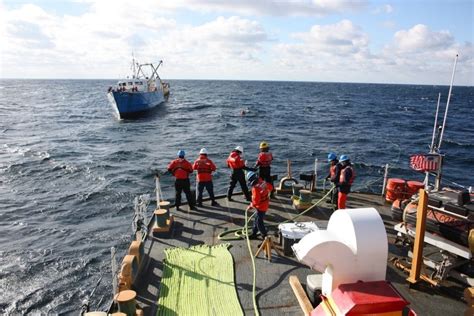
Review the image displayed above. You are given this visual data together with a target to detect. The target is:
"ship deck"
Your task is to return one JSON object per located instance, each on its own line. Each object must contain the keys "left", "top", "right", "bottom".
{"left": 132, "top": 191, "right": 469, "bottom": 315}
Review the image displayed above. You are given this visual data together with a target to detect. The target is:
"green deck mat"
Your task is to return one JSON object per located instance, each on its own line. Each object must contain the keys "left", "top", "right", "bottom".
{"left": 156, "top": 243, "right": 243, "bottom": 316}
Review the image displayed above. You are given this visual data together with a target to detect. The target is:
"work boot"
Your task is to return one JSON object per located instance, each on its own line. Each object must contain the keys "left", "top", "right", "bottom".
{"left": 211, "top": 200, "right": 220, "bottom": 206}
{"left": 247, "top": 233, "right": 258, "bottom": 240}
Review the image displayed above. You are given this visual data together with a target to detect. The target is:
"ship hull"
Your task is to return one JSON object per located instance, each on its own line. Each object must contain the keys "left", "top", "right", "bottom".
{"left": 108, "top": 90, "right": 165, "bottom": 119}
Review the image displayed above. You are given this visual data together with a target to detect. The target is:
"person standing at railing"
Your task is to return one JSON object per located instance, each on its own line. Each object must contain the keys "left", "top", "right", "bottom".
{"left": 167, "top": 150, "right": 197, "bottom": 211}
{"left": 255, "top": 141, "right": 274, "bottom": 197}
{"left": 325, "top": 152, "right": 341, "bottom": 207}
{"left": 338, "top": 155, "right": 355, "bottom": 209}
{"left": 193, "top": 148, "right": 219, "bottom": 207}
{"left": 226, "top": 146, "right": 252, "bottom": 201}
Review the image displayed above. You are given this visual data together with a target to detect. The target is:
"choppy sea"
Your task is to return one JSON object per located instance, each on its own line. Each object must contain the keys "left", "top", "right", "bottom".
{"left": 0, "top": 79, "right": 473, "bottom": 314}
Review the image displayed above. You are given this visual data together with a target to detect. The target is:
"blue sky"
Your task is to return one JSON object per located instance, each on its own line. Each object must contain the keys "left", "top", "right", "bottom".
{"left": 1, "top": 0, "right": 472, "bottom": 85}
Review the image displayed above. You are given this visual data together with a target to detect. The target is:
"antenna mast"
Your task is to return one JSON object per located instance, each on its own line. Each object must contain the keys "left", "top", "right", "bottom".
{"left": 437, "top": 54, "right": 458, "bottom": 150}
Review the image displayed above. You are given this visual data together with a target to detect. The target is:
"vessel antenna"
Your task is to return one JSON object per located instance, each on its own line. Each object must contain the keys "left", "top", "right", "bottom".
{"left": 437, "top": 54, "right": 458, "bottom": 150}
{"left": 131, "top": 52, "right": 137, "bottom": 79}
{"left": 429, "top": 93, "right": 441, "bottom": 153}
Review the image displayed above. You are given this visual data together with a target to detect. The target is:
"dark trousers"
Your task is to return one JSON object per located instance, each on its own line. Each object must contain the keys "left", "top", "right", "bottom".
{"left": 331, "top": 185, "right": 338, "bottom": 205}
{"left": 227, "top": 169, "right": 251, "bottom": 200}
{"left": 197, "top": 181, "right": 215, "bottom": 203}
{"left": 258, "top": 166, "right": 274, "bottom": 195}
{"left": 252, "top": 210, "right": 267, "bottom": 236}
{"left": 337, "top": 184, "right": 351, "bottom": 209}
{"left": 175, "top": 178, "right": 194, "bottom": 208}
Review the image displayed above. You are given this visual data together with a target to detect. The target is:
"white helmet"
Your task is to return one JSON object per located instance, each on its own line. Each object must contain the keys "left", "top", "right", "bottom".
{"left": 234, "top": 146, "right": 243, "bottom": 153}
{"left": 199, "top": 148, "right": 208, "bottom": 155}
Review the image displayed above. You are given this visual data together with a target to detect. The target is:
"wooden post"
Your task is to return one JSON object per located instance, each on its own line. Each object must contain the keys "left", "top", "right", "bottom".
{"left": 407, "top": 189, "right": 428, "bottom": 284}
{"left": 289, "top": 275, "right": 313, "bottom": 316}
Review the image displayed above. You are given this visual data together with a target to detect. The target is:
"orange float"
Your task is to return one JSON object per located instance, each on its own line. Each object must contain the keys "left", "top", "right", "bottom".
{"left": 385, "top": 178, "right": 406, "bottom": 202}
{"left": 406, "top": 180, "right": 424, "bottom": 198}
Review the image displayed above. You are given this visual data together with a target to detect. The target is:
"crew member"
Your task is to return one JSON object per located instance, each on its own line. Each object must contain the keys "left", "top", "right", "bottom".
{"left": 226, "top": 146, "right": 252, "bottom": 201}
{"left": 193, "top": 148, "right": 219, "bottom": 207}
{"left": 255, "top": 141, "right": 274, "bottom": 197}
{"left": 325, "top": 152, "right": 341, "bottom": 206}
{"left": 246, "top": 171, "right": 273, "bottom": 239}
{"left": 338, "top": 155, "right": 355, "bottom": 209}
{"left": 167, "top": 150, "right": 196, "bottom": 211}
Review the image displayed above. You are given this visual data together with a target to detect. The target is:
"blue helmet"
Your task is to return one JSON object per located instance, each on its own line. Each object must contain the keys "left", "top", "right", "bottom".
{"left": 339, "top": 155, "right": 349, "bottom": 162}
{"left": 177, "top": 150, "right": 185, "bottom": 158}
{"left": 246, "top": 171, "right": 258, "bottom": 186}
{"left": 327, "top": 152, "right": 337, "bottom": 162}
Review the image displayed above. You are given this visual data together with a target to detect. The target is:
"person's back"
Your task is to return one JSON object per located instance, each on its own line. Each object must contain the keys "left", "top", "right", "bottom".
{"left": 226, "top": 146, "right": 251, "bottom": 201}
{"left": 193, "top": 148, "right": 219, "bottom": 206}
{"left": 194, "top": 154, "right": 216, "bottom": 182}
{"left": 168, "top": 157, "right": 193, "bottom": 179}
{"left": 167, "top": 150, "right": 196, "bottom": 211}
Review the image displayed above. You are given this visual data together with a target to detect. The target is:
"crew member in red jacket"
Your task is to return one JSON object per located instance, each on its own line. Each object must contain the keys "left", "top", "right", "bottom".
{"left": 255, "top": 141, "right": 274, "bottom": 196}
{"left": 338, "top": 155, "right": 355, "bottom": 209}
{"left": 325, "top": 152, "right": 341, "bottom": 206}
{"left": 246, "top": 171, "right": 273, "bottom": 239}
{"left": 167, "top": 150, "right": 196, "bottom": 211}
{"left": 226, "top": 146, "right": 252, "bottom": 201}
{"left": 193, "top": 148, "right": 219, "bottom": 207}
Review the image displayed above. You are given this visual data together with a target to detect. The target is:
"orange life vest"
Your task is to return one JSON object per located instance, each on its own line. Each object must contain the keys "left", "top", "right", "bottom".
{"left": 257, "top": 152, "right": 273, "bottom": 167}
{"left": 227, "top": 151, "right": 245, "bottom": 169}
{"left": 193, "top": 155, "right": 216, "bottom": 182}
{"left": 251, "top": 179, "right": 273, "bottom": 211}
{"left": 339, "top": 165, "right": 355, "bottom": 185}
{"left": 330, "top": 164, "right": 337, "bottom": 178}
{"left": 167, "top": 158, "right": 193, "bottom": 180}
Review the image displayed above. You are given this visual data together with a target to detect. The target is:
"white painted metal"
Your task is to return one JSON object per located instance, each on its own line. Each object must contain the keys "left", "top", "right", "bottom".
{"left": 111, "top": 247, "right": 118, "bottom": 295}
{"left": 430, "top": 93, "right": 442, "bottom": 152}
{"left": 394, "top": 222, "right": 471, "bottom": 259}
{"left": 381, "top": 163, "right": 389, "bottom": 196}
{"left": 278, "top": 222, "right": 320, "bottom": 240}
{"left": 438, "top": 54, "right": 459, "bottom": 150}
{"left": 155, "top": 175, "right": 161, "bottom": 206}
{"left": 314, "top": 158, "right": 318, "bottom": 190}
{"left": 293, "top": 208, "right": 388, "bottom": 295}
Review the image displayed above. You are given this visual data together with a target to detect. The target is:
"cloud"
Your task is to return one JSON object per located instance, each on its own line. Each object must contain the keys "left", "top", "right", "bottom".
{"left": 372, "top": 4, "right": 394, "bottom": 14}
{"left": 269, "top": 21, "right": 472, "bottom": 84}
{"left": 289, "top": 20, "right": 370, "bottom": 56}
{"left": 76, "top": 0, "right": 368, "bottom": 17}
{"left": 391, "top": 24, "right": 454, "bottom": 53}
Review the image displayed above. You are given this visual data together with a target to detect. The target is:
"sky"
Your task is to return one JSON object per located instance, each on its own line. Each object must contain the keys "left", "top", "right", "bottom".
{"left": 0, "top": 0, "right": 473, "bottom": 85}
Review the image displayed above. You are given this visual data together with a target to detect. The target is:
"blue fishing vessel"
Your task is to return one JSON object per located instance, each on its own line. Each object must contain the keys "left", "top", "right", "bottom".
{"left": 107, "top": 59, "right": 169, "bottom": 119}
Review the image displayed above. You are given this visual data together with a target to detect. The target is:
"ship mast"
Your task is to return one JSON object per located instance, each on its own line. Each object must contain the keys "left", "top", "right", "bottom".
{"left": 425, "top": 54, "right": 458, "bottom": 191}
{"left": 131, "top": 52, "right": 137, "bottom": 79}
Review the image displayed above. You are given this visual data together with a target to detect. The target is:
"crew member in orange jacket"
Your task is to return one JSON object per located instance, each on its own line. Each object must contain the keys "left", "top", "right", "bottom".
{"left": 226, "top": 146, "right": 252, "bottom": 201}
{"left": 325, "top": 152, "right": 341, "bottom": 206}
{"left": 193, "top": 148, "right": 219, "bottom": 207}
{"left": 338, "top": 155, "right": 355, "bottom": 209}
{"left": 255, "top": 141, "right": 274, "bottom": 196}
{"left": 246, "top": 171, "right": 273, "bottom": 238}
{"left": 167, "top": 150, "right": 197, "bottom": 211}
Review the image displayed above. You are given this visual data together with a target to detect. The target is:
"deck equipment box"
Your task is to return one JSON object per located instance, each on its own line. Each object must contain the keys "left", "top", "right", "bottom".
{"left": 278, "top": 222, "right": 321, "bottom": 256}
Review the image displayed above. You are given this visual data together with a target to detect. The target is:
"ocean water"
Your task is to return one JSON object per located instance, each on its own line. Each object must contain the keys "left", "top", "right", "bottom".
{"left": 0, "top": 79, "right": 473, "bottom": 314}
